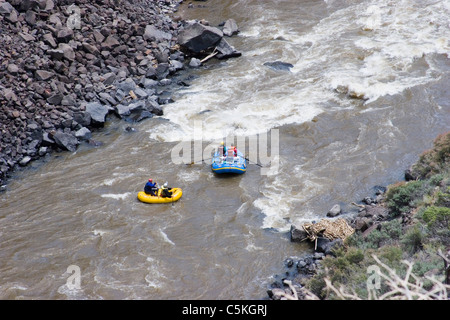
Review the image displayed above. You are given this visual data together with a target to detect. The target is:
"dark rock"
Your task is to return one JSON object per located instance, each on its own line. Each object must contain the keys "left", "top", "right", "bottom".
{"left": 61, "top": 95, "right": 76, "bottom": 107}
{"left": 140, "top": 78, "right": 158, "bottom": 89}
{"left": 267, "top": 288, "right": 287, "bottom": 300}
{"left": 170, "top": 60, "right": 184, "bottom": 72}
{"left": 144, "top": 25, "right": 172, "bottom": 41}
{"left": 58, "top": 43, "right": 75, "bottom": 61}
{"left": 5, "top": 9, "right": 18, "bottom": 23}
{"left": 102, "top": 72, "right": 116, "bottom": 86}
{"left": 101, "top": 35, "right": 120, "bottom": 50}
{"left": 215, "top": 38, "right": 241, "bottom": 59}
{"left": 145, "top": 66, "right": 157, "bottom": 79}
{"left": 47, "top": 49, "right": 64, "bottom": 60}
{"left": 117, "top": 78, "right": 137, "bottom": 93}
{"left": 56, "top": 27, "right": 74, "bottom": 43}
{"left": 354, "top": 217, "right": 372, "bottom": 232}
{"left": 263, "top": 61, "right": 294, "bottom": 71}
{"left": 19, "top": 156, "right": 32, "bottom": 166}
{"left": 115, "top": 101, "right": 153, "bottom": 122}
{"left": 38, "top": 146, "right": 48, "bottom": 156}
{"left": 0, "top": 2, "right": 14, "bottom": 15}
{"left": 145, "top": 98, "right": 163, "bottom": 116}
{"left": 25, "top": 10, "right": 36, "bottom": 26}
{"left": 405, "top": 169, "right": 417, "bottom": 181}
{"left": 327, "top": 204, "right": 341, "bottom": 217}
{"left": 222, "top": 19, "right": 239, "bottom": 37}
{"left": 85, "top": 102, "right": 109, "bottom": 127}
{"left": 285, "top": 258, "right": 294, "bottom": 268}
{"left": 363, "top": 197, "right": 375, "bottom": 205}
{"left": 178, "top": 21, "right": 223, "bottom": 53}
{"left": 7, "top": 64, "right": 19, "bottom": 74}
{"left": 98, "top": 92, "right": 117, "bottom": 105}
{"left": 35, "top": 70, "right": 55, "bottom": 81}
{"left": 313, "top": 252, "right": 325, "bottom": 260}
{"left": 290, "top": 224, "right": 308, "bottom": 242}
{"left": 19, "top": 32, "right": 35, "bottom": 42}
{"left": 72, "top": 111, "right": 91, "bottom": 127}
{"left": 189, "top": 57, "right": 202, "bottom": 68}
{"left": 75, "top": 127, "right": 92, "bottom": 141}
{"left": 323, "top": 239, "right": 343, "bottom": 256}
{"left": 19, "top": 0, "right": 41, "bottom": 11}
{"left": 47, "top": 93, "right": 64, "bottom": 105}
{"left": 156, "top": 63, "right": 170, "bottom": 80}
{"left": 52, "top": 131, "right": 79, "bottom": 152}
{"left": 43, "top": 33, "right": 57, "bottom": 48}
{"left": 82, "top": 42, "right": 99, "bottom": 55}
{"left": 315, "top": 237, "right": 331, "bottom": 253}
{"left": 365, "top": 205, "right": 389, "bottom": 220}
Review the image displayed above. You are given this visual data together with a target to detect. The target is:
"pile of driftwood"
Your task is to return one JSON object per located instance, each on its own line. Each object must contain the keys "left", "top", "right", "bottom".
{"left": 302, "top": 218, "right": 355, "bottom": 249}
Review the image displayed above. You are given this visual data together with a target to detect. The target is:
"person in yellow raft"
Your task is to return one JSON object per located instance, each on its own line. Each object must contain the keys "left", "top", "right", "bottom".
{"left": 159, "top": 182, "right": 173, "bottom": 198}
{"left": 138, "top": 179, "right": 181, "bottom": 204}
{"left": 144, "top": 178, "right": 158, "bottom": 196}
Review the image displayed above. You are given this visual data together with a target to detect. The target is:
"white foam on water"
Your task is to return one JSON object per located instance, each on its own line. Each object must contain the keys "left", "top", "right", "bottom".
{"left": 93, "top": 229, "right": 107, "bottom": 236}
{"left": 177, "top": 169, "right": 201, "bottom": 183}
{"left": 244, "top": 230, "right": 263, "bottom": 252}
{"left": 100, "top": 192, "right": 132, "bottom": 200}
{"left": 144, "top": 257, "right": 168, "bottom": 289}
{"left": 158, "top": 228, "right": 175, "bottom": 246}
{"left": 253, "top": 162, "right": 328, "bottom": 231}
{"left": 291, "top": 0, "right": 449, "bottom": 103}
{"left": 148, "top": 0, "right": 449, "bottom": 232}
{"left": 101, "top": 172, "right": 135, "bottom": 186}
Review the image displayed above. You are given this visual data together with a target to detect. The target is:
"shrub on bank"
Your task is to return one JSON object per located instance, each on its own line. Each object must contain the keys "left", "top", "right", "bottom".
{"left": 410, "top": 131, "right": 450, "bottom": 180}
{"left": 301, "top": 132, "right": 450, "bottom": 300}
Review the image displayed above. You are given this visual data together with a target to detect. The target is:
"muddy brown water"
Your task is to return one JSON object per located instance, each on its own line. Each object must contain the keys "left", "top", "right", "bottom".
{"left": 1, "top": 0, "right": 449, "bottom": 299}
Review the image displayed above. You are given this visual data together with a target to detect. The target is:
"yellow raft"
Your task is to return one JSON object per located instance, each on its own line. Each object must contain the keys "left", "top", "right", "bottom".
{"left": 137, "top": 188, "right": 182, "bottom": 204}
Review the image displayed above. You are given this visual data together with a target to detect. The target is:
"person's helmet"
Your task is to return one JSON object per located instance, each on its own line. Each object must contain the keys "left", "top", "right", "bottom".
{"left": 220, "top": 141, "right": 224, "bottom": 145}
{"left": 149, "top": 179, "right": 152, "bottom": 182}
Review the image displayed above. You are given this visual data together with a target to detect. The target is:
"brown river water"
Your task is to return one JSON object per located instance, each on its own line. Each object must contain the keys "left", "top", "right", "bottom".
{"left": 0, "top": 0, "right": 449, "bottom": 299}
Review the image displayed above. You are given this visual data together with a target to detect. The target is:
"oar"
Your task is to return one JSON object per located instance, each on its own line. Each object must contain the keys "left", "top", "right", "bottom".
{"left": 185, "top": 157, "right": 213, "bottom": 165}
{"left": 244, "top": 157, "right": 264, "bottom": 167}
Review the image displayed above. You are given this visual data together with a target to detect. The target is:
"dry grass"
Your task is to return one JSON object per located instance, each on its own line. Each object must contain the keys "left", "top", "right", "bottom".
{"left": 287, "top": 254, "right": 450, "bottom": 300}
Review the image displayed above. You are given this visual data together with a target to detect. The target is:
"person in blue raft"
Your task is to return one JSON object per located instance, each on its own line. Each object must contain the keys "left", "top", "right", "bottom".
{"left": 144, "top": 178, "right": 158, "bottom": 196}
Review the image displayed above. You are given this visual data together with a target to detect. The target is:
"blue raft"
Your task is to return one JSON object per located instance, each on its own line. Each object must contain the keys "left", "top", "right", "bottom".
{"left": 211, "top": 148, "right": 247, "bottom": 174}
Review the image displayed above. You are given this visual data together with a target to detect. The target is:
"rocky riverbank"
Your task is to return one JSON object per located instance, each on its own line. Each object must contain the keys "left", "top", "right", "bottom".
{"left": 267, "top": 131, "right": 450, "bottom": 300}
{"left": 0, "top": 0, "right": 182, "bottom": 189}
{"left": 0, "top": 0, "right": 243, "bottom": 190}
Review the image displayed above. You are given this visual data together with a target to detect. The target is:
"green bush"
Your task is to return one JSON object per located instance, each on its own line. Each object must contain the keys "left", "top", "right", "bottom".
{"left": 422, "top": 206, "right": 450, "bottom": 228}
{"left": 379, "top": 246, "right": 403, "bottom": 264}
{"left": 401, "top": 225, "right": 426, "bottom": 254}
{"left": 411, "top": 132, "right": 450, "bottom": 179}
{"left": 385, "top": 181, "right": 430, "bottom": 216}
{"left": 362, "top": 218, "right": 403, "bottom": 249}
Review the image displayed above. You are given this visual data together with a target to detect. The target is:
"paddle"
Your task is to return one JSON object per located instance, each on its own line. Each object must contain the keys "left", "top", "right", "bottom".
{"left": 244, "top": 157, "right": 264, "bottom": 167}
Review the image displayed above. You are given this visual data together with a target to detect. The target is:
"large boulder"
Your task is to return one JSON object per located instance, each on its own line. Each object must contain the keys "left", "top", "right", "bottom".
{"left": 326, "top": 204, "right": 342, "bottom": 217}
{"left": 222, "top": 19, "right": 239, "bottom": 37}
{"left": 178, "top": 22, "right": 223, "bottom": 53}
{"left": 290, "top": 224, "right": 308, "bottom": 242}
{"left": 115, "top": 101, "right": 153, "bottom": 122}
{"left": 52, "top": 131, "right": 79, "bottom": 152}
{"left": 215, "top": 38, "right": 241, "bottom": 59}
{"left": 85, "top": 102, "right": 109, "bottom": 127}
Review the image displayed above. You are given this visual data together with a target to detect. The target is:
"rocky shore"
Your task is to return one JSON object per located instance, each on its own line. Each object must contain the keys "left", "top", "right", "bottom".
{"left": 267, "top": 188, "right": 388, "bottom": 300}
{"left": 0, "top": 0, "right": 241, "bottom": 190}
{"left": 267, "top": 131, "right": 450, "bottom": 300}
